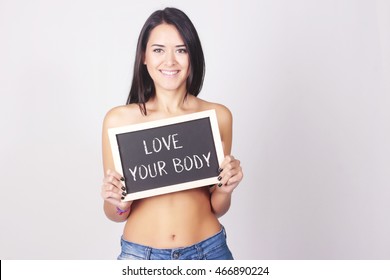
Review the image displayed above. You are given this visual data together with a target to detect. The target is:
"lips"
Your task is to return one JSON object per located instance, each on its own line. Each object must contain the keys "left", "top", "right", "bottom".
{"left": 160, "top": 70, "right": 180, "bottom": 76}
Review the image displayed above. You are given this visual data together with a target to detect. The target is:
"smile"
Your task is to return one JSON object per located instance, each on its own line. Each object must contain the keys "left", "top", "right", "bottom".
{"left": 160, "top": 70, "right": 180, "bottom": 76}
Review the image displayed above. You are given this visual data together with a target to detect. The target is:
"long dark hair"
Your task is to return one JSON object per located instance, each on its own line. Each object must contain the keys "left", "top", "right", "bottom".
{"left": 126, "top": 7, "right": 205, "bottom": 115}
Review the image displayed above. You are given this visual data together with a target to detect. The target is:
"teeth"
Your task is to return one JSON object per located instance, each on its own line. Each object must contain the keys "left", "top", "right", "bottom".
{"left": 161, "top": 70, "right": 179, "bottom": 76}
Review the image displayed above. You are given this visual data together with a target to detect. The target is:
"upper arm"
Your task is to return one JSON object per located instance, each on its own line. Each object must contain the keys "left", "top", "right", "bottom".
{"left": 214, "top": 105, "right": 233, "bottom": 156}
{"left": 209, "top": 104, "right": 233, "bottom": 195}
{"left": 102, "top": 105, "right": 142, "bottom": 174}
{"left": 102, "top": 107, "right": 123, "bottom": 174}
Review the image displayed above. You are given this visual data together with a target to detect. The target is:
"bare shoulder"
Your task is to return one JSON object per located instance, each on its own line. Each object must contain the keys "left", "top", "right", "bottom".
{"left": 103, "top": 104, "right": 143, "bottom": 129}
{"left": 195, "top": 97, "right": 233, "bottom": 125}
{"left": 194, "top": 97, "right": 233, "bottom": 154}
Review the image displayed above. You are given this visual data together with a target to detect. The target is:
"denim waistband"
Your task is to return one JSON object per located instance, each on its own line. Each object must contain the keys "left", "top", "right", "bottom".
{"left": 119, "top": 226, "right": 230, "bottom": 260}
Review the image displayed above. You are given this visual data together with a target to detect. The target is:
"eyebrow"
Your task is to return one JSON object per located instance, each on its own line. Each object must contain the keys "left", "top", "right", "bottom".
{"left": 151, "top": 44, "right": 186, "bottom": 48}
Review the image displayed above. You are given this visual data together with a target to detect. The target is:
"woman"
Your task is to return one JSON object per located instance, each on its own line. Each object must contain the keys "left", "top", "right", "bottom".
{"left": 101, "top": 7, "right": 243, "bottom": 260}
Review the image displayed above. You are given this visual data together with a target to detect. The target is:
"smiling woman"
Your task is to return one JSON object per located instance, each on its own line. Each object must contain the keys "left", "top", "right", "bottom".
{"left": 100, "top": 7, "right": 243, "bottom": 260}
{"left": 144, "top": 24, "right": 190, "bottom": 95}
{"left": 126, "top": 7, "right": 206, "bottom": 115}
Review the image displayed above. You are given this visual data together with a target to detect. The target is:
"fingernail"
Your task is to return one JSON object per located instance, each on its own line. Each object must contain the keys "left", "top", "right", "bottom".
{"left": 217, "top": 176, "right": 222, "bottom": 181}
{"left": 218, "top": 183, "right": 222, "bottom": 187}
{"left": 121, "top": 186, "right": 126, "bottom": 191}
{"left": 218, "top": 168, "right": 223, "bottom": 173}
{"left": 120, "top": 177, "right": 125, "bottom": 181}
{"left": 122, "top": 192, "right": 127, "bottom": 196}
{"left": 121, "top": 196, "right": 125, "bottom": 200}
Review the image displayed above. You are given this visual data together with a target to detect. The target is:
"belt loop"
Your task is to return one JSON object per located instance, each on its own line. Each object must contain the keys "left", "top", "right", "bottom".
{"left": 222, "top": 226, "right": 227, "bottom": 238}
{"left": 145, "top": 247, "right": 152, "bottom": 260}
{"left": 196, "top": 245, "right": 204, "bottom": 260}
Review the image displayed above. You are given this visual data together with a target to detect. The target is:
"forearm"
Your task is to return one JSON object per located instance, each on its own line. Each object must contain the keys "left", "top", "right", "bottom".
{"left": 210, "top": 190, "right": 232, "bottom": 218}
{"left": 104, "top": 201, "right": 132, "bottom": 223}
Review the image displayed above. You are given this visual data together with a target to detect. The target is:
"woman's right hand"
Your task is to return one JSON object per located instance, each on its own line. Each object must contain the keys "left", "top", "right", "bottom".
{"left": 101, "top": 169, "right": 132, "bottom": 210}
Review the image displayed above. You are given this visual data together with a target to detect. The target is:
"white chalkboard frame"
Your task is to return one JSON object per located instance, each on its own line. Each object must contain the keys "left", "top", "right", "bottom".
{"left": 108, "top": 109, "right": 225, "bottom": 201}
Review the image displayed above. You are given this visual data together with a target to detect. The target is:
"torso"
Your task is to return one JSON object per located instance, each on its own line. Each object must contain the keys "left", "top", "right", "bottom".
{"left": 107, "top": 95, "right": 228, "bottom": 248}
{"left": 123, "top": 187, "right": 221, "bottom": 248}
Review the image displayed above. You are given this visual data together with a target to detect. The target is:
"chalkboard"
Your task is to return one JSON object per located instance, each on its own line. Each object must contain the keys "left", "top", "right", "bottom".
{"left": 108, "top": 110, "right": 225, "bottom": 201}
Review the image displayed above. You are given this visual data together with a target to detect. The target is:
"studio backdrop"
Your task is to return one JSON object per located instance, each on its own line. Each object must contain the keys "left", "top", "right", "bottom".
{"left": 0, "top": 0, "right": 389, "bottom": 259}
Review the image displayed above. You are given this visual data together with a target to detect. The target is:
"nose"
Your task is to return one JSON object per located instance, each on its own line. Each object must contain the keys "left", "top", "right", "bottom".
{"left": 164, "top": 50, "right": 177, "bottom": 66}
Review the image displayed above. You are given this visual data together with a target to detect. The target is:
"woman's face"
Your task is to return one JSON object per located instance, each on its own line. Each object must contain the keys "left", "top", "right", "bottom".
{"left": 144, "top": 23, "right": 190, "bottom": 95}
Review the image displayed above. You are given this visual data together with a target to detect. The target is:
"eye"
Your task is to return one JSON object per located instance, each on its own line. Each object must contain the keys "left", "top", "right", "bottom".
{"left": 176, "top": 48, "right": 188, "bottom": 54}
{"left": 153, "top": 48, "right": 164, "bottom": 53}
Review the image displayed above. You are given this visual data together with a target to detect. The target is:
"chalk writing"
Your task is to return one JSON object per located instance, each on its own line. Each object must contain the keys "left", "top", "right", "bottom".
{"left": 143, "top": 133, "right": 183, "bottom": 154}
{"left": 129, "top": 133, "right": 211, "bottom": 181}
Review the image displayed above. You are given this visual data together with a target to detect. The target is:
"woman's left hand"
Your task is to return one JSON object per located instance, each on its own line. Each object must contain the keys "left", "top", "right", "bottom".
{"left": 216, "top": 155, "right": 243, "bottom": 193}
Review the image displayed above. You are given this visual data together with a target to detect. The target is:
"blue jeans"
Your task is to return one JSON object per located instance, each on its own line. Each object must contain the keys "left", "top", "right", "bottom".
{"left": 118, "top": 226, "right": 234, "bottom": 260}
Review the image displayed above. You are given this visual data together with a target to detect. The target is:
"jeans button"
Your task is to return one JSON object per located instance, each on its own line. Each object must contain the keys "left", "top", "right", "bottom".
{"left": 173, "top": 251, "right": 180, "bottom": 259}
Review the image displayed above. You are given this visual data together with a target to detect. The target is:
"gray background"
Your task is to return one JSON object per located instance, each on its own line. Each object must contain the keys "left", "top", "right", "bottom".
{"left": 0, "top": 0, "right": 389, "bottom": 259}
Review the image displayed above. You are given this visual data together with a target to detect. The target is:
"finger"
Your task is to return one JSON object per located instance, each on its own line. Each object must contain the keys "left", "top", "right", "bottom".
{"left": 106, "top": 169, "right": 124, "bottom": 182}
{"left": 103, "top": 175, "right": 125, "bottom": 191}
{"left": 101, "top": 183, "right": 116, "bottom": 197}
{"left": 102, "top": 180, "right": 126, "bottom": 197}
{"left": 219, "top": 164, "right": 242, "bottom": 186}
{"left": 229, "top": 164, "right": 243, "bottom": 184}
{"left": 219, "top": 169, "right": 232, "bottom": 186}
{"left": 220, "top": 156, "right": 239, "bottom": 170}
{"left": 219, "top": 155, "right": 235, "bottom": 169}
{"left": 225, "top": 170, "right": 243, "bottom": 186}
{"left": 102, "top": 186, "right": 124, "bottom": 201}
{"left": 219, "top": 160, "right": 240, "bottom": 178}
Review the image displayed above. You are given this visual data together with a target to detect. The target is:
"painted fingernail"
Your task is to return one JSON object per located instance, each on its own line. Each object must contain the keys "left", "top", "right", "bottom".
{"left": 217, "top": 176, "right": 222, "bottom": 181}
{"left": 122, "top": 192, "right": 127, "bottom": 196}
{"left": 120, "top": 177, "right": 125, "bottom": 181}
{"left": 121, "top": 196, "right": 125, "bottom": 200}
{"left": 218, "top": 183, "right": 223, "bottom": 187}
{"left": 218, "top": 168, "right": 223, "bottom": 173}
{"left": 121, "top": 186, "right": 126, "bottom": 191}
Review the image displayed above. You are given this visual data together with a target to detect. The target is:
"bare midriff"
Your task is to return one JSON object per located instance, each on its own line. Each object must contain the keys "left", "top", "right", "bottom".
{"left": 123, "top": 187, "right": 221, "bottom": 248}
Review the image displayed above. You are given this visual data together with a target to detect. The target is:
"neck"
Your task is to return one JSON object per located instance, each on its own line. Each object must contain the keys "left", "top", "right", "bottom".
{"left": 152, "top": 88, "right": 189, "bottom": 114}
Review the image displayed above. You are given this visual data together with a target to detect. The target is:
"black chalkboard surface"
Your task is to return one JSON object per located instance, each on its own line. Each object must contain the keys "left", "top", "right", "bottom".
{"left": 108, "top": 110, "right": 224, "bottom": 201}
